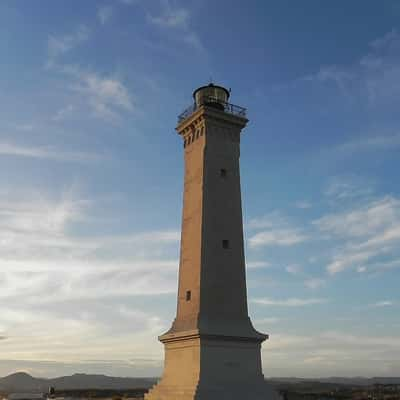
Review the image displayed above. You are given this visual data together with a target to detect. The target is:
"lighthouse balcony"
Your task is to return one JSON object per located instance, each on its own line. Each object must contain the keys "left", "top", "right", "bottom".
{"left": 178, "top": 96, "right": 247, "bottom": 123}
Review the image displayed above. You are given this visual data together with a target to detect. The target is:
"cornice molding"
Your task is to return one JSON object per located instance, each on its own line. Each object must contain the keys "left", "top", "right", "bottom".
{"left": 176, "top": 105, "right": 248, "bottom": 136}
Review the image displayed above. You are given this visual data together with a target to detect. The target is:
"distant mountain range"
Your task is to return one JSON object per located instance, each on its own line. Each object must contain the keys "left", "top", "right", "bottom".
{"left": 0, "top": 372, "right": 156, "bottom": 392}
{"left": 1, "top": 372, "right": 400, "bottom": 393}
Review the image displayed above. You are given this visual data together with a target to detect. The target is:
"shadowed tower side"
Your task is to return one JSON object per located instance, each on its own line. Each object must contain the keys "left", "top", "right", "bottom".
{"left": 145, "top": 84, "right": 279, "bottom": 400}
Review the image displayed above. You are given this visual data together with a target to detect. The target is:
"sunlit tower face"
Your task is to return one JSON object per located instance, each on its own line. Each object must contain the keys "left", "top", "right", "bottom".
{"left": 144, "top": 84, "right": 278, "bottom": 400}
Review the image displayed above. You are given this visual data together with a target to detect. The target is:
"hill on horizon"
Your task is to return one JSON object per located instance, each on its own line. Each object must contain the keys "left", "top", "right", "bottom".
{"left": 1, "top": 372, "right": 400, "bottom": 393}
{"left": 0, "top": 372, "right": 156, "bottom": 393}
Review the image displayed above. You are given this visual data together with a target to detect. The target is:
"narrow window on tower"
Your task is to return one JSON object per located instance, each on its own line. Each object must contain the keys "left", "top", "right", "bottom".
{"left": 220, "top": 168, "right": 227, "bottom": 178}
{"left": 186, "top": 290, "right": 191, "bottom": 301}
{"left": 222, "top": 239, "right": 230, "bottom": 249}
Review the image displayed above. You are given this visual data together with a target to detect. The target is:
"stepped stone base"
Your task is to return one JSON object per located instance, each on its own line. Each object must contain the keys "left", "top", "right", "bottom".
{"left": 145, "top": 383, "right": 281, "bottom": 400}
{"left": 145, "top": 382, "right": 280, "bottom": 400}
{"left": 144, "top": 333, "right": 280, "bottom": 400}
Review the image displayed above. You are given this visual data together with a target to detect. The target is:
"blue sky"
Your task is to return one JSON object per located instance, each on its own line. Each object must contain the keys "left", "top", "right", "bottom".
{"left": 0, "top": 0, "right": 400, "bottom": 378}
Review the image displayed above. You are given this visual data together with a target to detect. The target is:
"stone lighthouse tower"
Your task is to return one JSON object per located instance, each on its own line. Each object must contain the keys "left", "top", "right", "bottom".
{"left": 145, "top": 84, "right": 278, "bottom": 400}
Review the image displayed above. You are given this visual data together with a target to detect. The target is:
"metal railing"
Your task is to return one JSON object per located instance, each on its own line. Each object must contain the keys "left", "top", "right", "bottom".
{"left": 178, "top": 97, "right": 247, "bottom": 123}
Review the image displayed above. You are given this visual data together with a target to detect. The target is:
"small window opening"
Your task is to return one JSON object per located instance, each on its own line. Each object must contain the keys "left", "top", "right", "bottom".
{"left": 222, "top": 239, "right": 230, "bottom": 249}
{"left": 220, "top": 168, "right": 227, "bottom": 178}
{"left": 186, "top": 290, "right": 191, "bottom": 301}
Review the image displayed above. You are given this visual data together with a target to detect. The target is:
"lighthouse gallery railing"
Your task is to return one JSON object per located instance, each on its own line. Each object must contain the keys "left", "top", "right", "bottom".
{"left": 178, "top": 96, "right": 247, "bottom": 123}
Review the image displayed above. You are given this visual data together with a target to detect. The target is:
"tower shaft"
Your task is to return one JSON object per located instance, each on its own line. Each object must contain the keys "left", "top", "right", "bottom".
{"left": 169, "top": 107, "right": 257, "bottom": 338}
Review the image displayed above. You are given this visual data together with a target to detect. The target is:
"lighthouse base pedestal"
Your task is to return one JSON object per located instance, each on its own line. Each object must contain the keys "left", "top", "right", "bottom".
{"left": 144, "top": 333, "right": 280, "bottom": 400}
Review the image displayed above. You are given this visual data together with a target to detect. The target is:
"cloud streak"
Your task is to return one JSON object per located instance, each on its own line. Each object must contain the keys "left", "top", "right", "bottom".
{"left": 252, "top": 297, "right": 327, "bottom": 307}
{"left": 247, "top": 211, "right": 308, "bottom": 248}
{"left": 249, "top": 228, "right": 307, "bottom": 248}
{"left": 147, "top": 3, "right": 205, "bottom": 53}
{"left": 314, "top": 196, "right": 400, "bottom": 274}
{"left": 298, "top": 29, "right": 400, "bottom": 108}
{"left": 47, "top": 26, "right": 134, "bottom": 122}
{"left": 148, "top": 7, "right": 189, "bottom": 28}
{"left": 97, "top": 6, "right": 113, "bottom": 25}
{"left": 246, "top": 261, "right": 271, "bottom": 269}
{"left": 323, "top": 177, "right": 373, "bottom": 201}
{"left": 338, "top": 133, "right": 400, "bottom": 154}
{"left": 0, "top": 142, "right": 104, "bottom": 163}
{"left": 47, "top": 26, "right": 90, "bottom": 65}
{"left": 370, "top": 300, "right": 395, "bottom": 308}
{"left": 64, "top": 66, "right": 134, "bottom": 121}
{"left": 265, "top": 330, "right": 400, "bottom": 377}
{"left": 304, "top": 278, "right": 326, "bottom": 290}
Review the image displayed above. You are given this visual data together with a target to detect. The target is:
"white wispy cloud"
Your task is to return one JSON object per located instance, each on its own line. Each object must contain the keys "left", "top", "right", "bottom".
{"left": 254, "top": 317, "right": 280, "bottom": 325}
{"left": 0, "top": 142, "right": 104, "bottom": 162}
{"left": 370, "top": 29, "right": 398, "bottom": 49}
{"left": 338, "top": 133, "right": 400, "bottom": 153}
{"left": 295, "top": 200, "right": 312, "bottom": 209}
{"left": 14, "top": 123, "right": 35, "bottom": 131}
{"left": 326, "top": 249, "right": 376, "bottom": 275}
{"left": 65, "top": 66, "right": 134, "bottom": 121}
{"left": 302, "top": 64, "right": 354, "bottom": 94}
{"left": 0, "top": 188, "right": 87, "bottom": 249}
{"left": 323, "top": 177, "right": 374, "bottom": 201}
{"left": 47, "top": 26, "right": 134, "bottom": 122}
{"left": 285, "top": 264, "right": 302, "bottom": 275}
{"left": 265, "top": 331, "right": 400, "bottom": 377}
{"left": 147, "top": 3, "right": 205, "bottom": 53}
{"left": 52, "top": 104, "right": 75, "bottom": 121}
{"left": 315, "top": 196, "right": 399, "bottom": 238}
{"left": 247, "top": 210, "right": 287, "bottom": 230}
{"left": 119, "top": 0, "right": 137, "bottom": 4}
{"left": 97, "top": 5, "right": 113, "bottom": 25}
{"left": 0, "top": 188, "right": 179, "bottom": 291}
{"left": 299, "top": 29, "right": 400, "bottom": 106}
{"left": 0, "top": 261, "right": 178, "bottom": 303}
{"left": 247, "top": 261, "right": 271, "bottom": 269}
{"left": 368, "top": 259, "right": 400, "bottom": 272}
{"left": 252, "top": 297, "right": 327, "bottom": 307}
{"left": 47, "top": 25, "right": 90, "bottom": 65}
{"left": 304, "top": 278, "right": 326, "bottom": 290}
{"left": 0, "top": 302, "right": 166, "bottom": 375}
{"left": 370, "top": 300, "right": 395, "bottom": 307}
{"left": 314, "top": 196, "right": 400, "bottom": 274}
{"left": 247, "top": 211, "right": 308, "bottom": 248}
{"left": 148, "top": 7, "right": 189, "bottom": 28}
{"left": 249, "top": 228, "right": 307, "bottom": 248}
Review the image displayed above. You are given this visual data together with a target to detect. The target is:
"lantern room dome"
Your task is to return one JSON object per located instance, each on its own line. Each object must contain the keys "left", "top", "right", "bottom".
{"left": 193, "top": 83, "right": 230, "bottom": 111}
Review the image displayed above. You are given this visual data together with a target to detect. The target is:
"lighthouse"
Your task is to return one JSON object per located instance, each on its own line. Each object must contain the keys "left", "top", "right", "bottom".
{"left": 145, "top": 84, "right": 278, "bottom": 400}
